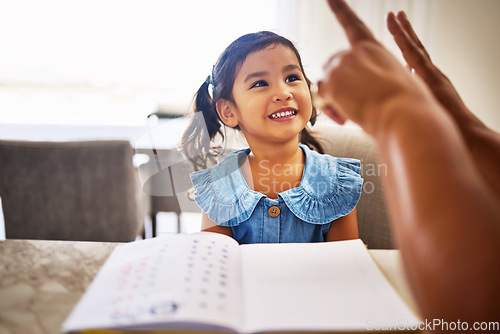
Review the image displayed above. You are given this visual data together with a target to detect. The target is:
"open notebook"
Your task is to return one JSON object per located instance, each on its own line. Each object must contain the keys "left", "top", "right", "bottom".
{"left": 62, "top": 233, "right": 419, "bottom": 333}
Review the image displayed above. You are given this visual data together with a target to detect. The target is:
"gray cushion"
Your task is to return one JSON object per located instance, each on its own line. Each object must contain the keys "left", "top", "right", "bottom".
{"left": 313, "top": 124, "right": 394, "bottom": 249}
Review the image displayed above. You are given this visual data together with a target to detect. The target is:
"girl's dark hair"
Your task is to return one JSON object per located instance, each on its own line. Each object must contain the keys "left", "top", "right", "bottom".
{"left": 180, "top": 31, "right": 323, "bottom": 171}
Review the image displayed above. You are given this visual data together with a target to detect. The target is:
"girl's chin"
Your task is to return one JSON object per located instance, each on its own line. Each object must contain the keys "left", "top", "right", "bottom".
{"left": 266, "top": 129, "right": 304, "bottom": 143}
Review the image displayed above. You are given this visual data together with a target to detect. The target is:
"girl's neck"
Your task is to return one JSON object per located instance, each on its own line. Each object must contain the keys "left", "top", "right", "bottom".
{"left": 247, "top": 139, "right": 303, "bottom": 165}
{"left": 244, "top": 139, "right": 305, "bottom": 199}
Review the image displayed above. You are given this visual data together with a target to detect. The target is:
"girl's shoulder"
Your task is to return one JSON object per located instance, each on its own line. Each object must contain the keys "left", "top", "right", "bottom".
{"left": 190, "top": 147, "right": 263, "bottom": 226}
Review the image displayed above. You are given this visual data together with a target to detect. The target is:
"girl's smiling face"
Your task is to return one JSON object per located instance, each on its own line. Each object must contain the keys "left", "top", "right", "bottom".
{"left": 218, "top": 44, "right": 313, "bottom": 148}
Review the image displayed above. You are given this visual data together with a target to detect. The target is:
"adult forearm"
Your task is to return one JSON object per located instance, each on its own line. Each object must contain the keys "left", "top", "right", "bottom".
{"left": 461, "top": 121, "right": 500, "bottom": 200}
{"left": 374, "top": 97, "right": 500, "bottom": 322}
{"left": 321, "top": 0, "right": 500, "bottom": 323}
{"left": 435, "top": 85, "right": 500, "bottom": 200}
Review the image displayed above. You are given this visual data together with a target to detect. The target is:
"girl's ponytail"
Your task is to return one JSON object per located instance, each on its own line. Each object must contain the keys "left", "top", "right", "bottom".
{"left": 180, "top": 78, "right": 224, "bottom": 171}
{"left": 300, "top": 90, "right": 324, "bottom": 154}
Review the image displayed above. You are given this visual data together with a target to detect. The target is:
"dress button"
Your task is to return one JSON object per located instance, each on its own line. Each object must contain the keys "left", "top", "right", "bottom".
{"left": 268, "top": 206, "right": 280, "bottom": 217}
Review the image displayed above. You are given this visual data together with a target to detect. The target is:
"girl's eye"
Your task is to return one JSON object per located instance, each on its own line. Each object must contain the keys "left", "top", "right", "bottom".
{"left": 285, "top": 74, "right": 300, "bottom": 83}
{"left": 250, "top": 80, "right": 268, "bottom": 88}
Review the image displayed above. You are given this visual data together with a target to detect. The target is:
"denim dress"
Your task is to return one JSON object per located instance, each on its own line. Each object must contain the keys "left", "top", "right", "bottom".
{"left": 190, "top": 144, "right": 363, "bottom": 244}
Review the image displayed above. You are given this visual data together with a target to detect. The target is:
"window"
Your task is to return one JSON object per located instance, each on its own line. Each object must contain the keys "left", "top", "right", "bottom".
{"left": 0, "top": 0, "right": 287, "bottom": 125}
{"left": 0, "top": 0, "right": 431, "bottom": 126}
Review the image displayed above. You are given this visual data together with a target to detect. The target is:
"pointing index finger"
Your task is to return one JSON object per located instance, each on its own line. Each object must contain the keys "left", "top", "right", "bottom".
{"left": 327, "top": 0, "right": 376, "bottom": 45}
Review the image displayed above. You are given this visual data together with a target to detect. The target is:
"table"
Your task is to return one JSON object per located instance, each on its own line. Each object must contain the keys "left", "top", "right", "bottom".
{"left": 0, "top": 239, "right": 418, "bottom": 334}
{"left": 0, "top": 120, "right": 189, "bottom": 150}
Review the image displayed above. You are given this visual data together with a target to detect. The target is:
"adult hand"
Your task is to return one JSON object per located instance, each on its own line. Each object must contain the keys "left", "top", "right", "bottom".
{"left": 388, "top": 10, "right": 500, "bottom": 200}
{"left": 386, "top": 11, "right": 483, "bottom": 129}
{"left": 318, "top": 0, "right": 434, "bottom": 135}
{"left": 320, "top": 0, "right": 500, "bottom": 323}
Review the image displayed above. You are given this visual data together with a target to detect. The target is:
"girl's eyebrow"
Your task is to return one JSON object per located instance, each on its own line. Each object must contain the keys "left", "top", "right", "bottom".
{"left": 283, "top": 64, "right": 300, "bottom": 72}
{"left": 244, "top": 71, "right": 268, "bottom": 84}
{"left": 243, "top": 65, "right": 301, "bottom": 84}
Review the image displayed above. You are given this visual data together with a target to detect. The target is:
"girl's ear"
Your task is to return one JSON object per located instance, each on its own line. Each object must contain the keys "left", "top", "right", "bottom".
{"left": 216, "top": 99, "right": 239, "bottom": 128}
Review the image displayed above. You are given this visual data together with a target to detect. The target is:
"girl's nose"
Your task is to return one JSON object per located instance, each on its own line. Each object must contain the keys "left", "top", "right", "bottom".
{"left": 273, "top": 90, "right": 293, "bottom": 102}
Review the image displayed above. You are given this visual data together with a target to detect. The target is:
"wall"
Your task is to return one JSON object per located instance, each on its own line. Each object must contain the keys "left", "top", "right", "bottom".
{"left": 428, "top": 0, "right": 500, "bottom": 131}
{"left": 294, "top": 0, "right": 500, "bottom": 132}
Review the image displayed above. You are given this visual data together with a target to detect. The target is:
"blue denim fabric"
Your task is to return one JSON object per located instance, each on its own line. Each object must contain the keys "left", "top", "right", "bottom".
{"left": 190, "top": 144, "right": 363, "bottom": 244}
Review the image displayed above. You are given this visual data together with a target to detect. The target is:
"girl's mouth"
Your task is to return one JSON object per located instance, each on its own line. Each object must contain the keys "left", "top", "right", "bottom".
{"left": 269, "top": 109, "right": 298, "bottom": 120}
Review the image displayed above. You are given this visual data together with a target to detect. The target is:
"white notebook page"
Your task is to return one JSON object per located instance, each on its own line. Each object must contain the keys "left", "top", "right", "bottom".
{"left": 62, "top": 233, "right": 243, "bottom": 332}
{"left": 239, "top": 239, "right": 419, "bottom": 333}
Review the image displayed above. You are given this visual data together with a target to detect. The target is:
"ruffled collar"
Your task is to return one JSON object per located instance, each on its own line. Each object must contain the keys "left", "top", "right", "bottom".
{"left": 191, "top": 144, "right": 363, "bottom": 226}
{"left": 236, "top": 144, "right": 321, "bottom": 199}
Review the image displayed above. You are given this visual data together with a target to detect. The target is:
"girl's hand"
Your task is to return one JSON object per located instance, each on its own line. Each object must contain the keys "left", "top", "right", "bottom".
{"left": 318, "top": 0, "right": 434, "bottom": 136}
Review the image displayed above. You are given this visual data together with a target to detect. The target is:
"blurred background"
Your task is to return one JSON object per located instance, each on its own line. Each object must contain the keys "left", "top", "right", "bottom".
{"left": 0, "top": 0, "right": 499, "bottom": 130}
{"left": 1, "top": 0, "right": 499, "bottom": 239}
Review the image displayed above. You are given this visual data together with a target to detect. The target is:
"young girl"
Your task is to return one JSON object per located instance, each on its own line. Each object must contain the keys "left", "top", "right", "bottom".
{"left": 181, "top": 31, "right": 363, "bottom": 244}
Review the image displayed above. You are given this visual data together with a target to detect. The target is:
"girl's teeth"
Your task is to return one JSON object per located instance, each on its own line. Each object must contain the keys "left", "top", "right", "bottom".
{"left": 271, "top": 110, "right": 296, "bottom": 119}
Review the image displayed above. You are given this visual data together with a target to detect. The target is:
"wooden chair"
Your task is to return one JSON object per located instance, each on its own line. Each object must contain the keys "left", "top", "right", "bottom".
{"left": 137, "top": 148, "right": 200, "bottom": 236}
